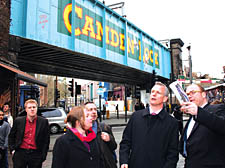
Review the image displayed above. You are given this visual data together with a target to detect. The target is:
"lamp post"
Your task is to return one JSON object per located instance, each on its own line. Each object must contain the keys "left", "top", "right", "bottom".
{"left": 107, "top": 2, "right": 126, "bottom": 17}
{"left": 187, "top": 44, "right": 192, "bottom": 84}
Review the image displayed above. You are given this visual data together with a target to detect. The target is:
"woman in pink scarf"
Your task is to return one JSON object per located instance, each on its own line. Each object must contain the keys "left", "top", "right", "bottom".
{"left": 52, "top": 106, "right": 103, "bottom": 168}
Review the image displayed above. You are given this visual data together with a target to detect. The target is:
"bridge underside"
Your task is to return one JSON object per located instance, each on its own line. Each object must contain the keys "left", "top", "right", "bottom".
{"left": 15, "top": 36, "right": 167, "bottom": 87}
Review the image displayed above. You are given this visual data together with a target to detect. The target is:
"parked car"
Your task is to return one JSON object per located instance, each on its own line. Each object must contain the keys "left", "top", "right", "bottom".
{"left": 18, "top": 107, "right": 67, "bottom": 134}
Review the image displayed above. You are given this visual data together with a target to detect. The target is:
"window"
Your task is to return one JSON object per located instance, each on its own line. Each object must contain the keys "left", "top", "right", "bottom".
{"left": 41, "top": 109, "right": 62, "bottom": 118}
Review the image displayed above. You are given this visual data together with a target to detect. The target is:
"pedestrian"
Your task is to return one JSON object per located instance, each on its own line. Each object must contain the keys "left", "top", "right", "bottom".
{"left": 0, "top": 110, "right": 11, "bottom": 168}
{"left": 179, "top": 84, "right": 225, "bottom": 168}
{"left": 210, "top": 99, "right": 222, "bottom": 105}
{"left": 84, "top": 102, "right": 117, "bottom": 168}
{"left": 146, "top": 103, "right": 149, "bottom": 108}
{"left": 102, "top": 104, "right": 106, "bottom": 119}
{"left": 52, "top": 106, "right": 103, "bottom": 168}
{"left": 119, "top": 82, "right": 179, "bottom": 168}
{"left": 134, "top": 101, "right": 140, "bottom": 111}
{"left": 8, "top": 99, "right": 50, "bottom": 168}
{"left": 116, "top": 104, "right": 119, "bottom": 119}
{"left": 139, "top": 101, "right": 145, "bottom": 110}
{"left": 3, "top": 102, "right": 13, "bottom": 127}
{"left": 2, "top": 102, "right": 12, "bottom": 168}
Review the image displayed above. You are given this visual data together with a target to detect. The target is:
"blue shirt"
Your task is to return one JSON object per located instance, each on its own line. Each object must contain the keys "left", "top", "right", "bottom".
{"left": 92, "top": 121, "right": 98, "bottom": 134}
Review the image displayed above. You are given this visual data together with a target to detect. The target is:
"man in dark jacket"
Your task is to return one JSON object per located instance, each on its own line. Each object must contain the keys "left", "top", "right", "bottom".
{"left": 119, "top": 82, "right": 179, "bottom": 168}
{"left": 179, "top": 84, "right": 225, "bottom": 168}
{"left": 8, "top": 99, "right": 50, "bottom": 168}
{"left": 84, "top": 102, "right": 117, "bottom": 168}
{"left": 0, "top": 110, "right": 11, "bottom": 168}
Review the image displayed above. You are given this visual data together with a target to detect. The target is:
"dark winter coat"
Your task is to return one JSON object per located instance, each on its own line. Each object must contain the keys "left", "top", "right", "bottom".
{"left": 52, "top": 129, "right": 103, "bottom": 168}
{"left": 8, "top": 116, "right": 50, "bottom": 161}
{"left": 119, "top": 107, "right": 179, "bottom": 168}
{"left": 179, "top": 103, "right": 225, "bottom": 168}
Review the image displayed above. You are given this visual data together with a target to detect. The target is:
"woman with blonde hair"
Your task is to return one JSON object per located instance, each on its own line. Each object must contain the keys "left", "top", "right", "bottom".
{"left": 52, "top": 106, "right": 103, "bottom": 168}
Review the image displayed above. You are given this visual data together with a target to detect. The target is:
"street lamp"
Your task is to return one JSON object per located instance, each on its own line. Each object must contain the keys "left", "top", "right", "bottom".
{"left": 187, "top": 44, "right": 192, "bottom": 84}
{"left": 107, "top": 2, "right": 126, "bottom": 17}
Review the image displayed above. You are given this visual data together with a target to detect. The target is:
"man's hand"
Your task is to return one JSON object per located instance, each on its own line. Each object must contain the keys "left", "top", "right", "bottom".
{"left": 11, "top": 150, "right": 15, "bottom": 156}
{"left": 101, "top": 132, "right": 110, "bottom": 142}
{"left": 181, "top": 102, "right": 198, "bottom": 115}
{"left": 121, "top": 164, "right": 128, "bottom": 168}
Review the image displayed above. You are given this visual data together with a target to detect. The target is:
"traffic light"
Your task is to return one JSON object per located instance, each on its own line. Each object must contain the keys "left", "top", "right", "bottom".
{"left": 135, "top": 86, "right": 140, "bottom": 99}
{"left": 68, "top": 79, "right": 74, "bottom": 97}
{"left": 76, "top": 85, "right": 81, "bottom": 95}
{"left": 151, "top": 70, "right": 156, "bottom": 89}
{"left": 36, "top": 90, "right": 40, "bottom": 98}
{"left": 126, "top": 87, "right": 132, "bottom": 97}
{"left": 55, "top": 89, "right": 60, "bottom": 100}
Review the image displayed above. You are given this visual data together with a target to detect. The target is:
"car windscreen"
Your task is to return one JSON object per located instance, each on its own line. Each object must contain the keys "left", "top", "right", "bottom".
{"left": 41, "top": 109, "right": 62, "bottom": 118}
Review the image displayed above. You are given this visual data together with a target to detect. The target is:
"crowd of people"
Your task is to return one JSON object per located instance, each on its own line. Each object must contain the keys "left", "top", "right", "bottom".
{"left": 0, "top": 99, "right": 118, "bottom": 168}
{"left": 0, "top": 81, "right": 225, "bottom": 168}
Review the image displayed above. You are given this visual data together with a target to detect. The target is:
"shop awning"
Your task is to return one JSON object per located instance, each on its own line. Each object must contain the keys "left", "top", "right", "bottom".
{"left": 0, "top": 62, "right": 47, "bottom": 87}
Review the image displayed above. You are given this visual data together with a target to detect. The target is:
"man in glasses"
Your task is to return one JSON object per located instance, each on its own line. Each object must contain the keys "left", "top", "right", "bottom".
{"left": 179, "top": 84, "right": 225, "bottom": 168}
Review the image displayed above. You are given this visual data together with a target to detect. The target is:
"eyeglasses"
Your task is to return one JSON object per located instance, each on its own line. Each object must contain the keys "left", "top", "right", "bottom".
{"left": 186, "top": 90, "right": 201, "bottom": 96}
{"left": 0, "top": 114, "right": 4, "bottom": 116}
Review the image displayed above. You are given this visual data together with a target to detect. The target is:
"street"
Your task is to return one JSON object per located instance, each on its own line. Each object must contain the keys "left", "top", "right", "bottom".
{"left": 41, "top": 126, "right": 185, "bottom": 168}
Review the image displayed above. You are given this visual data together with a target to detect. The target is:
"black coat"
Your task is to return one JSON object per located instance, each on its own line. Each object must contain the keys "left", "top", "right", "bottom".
{"left": 179, "top": 103, "right": 225, "bottom": 168}
{"left": 97, "top": 122, "right": 117, "bottom": 168}
{"left": 8, "top": 116, "right": 50, "bottom": 161}
{"left": 119, "top": 107, "right": 179, "bottom": 168}
{"left": 52, "top": 129, "right": 103, "bottom": 168}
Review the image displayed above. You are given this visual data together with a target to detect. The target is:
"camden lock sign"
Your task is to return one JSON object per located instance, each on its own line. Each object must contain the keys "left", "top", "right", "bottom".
{"left": 57, "top": 0, "right": 160, "bottom": 69}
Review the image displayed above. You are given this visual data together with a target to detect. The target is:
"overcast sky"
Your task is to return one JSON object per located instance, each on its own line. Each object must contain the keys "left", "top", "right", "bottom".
{"left": 104, "top": 0, "right": 225, "bottom": 78}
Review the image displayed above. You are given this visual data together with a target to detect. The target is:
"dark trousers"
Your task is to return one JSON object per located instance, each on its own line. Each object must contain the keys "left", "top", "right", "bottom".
{"left": 0, "top": 148, "right": 6, "bottom": 168}
{"left": 12, "top": 149, "right": 43, "bottom": 168}
{"left": 4, "top": 148, "right": 8, "bottom": 168}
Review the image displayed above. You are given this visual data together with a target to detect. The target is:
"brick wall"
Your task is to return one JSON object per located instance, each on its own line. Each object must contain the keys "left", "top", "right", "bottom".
{"left": 0, "top": 0, "right": 10, "bottom": 60}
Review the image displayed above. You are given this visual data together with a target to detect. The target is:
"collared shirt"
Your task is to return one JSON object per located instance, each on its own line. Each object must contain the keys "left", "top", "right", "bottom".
{"left": 186, "top": 116, "right": 195, "bottom": 138}
{"left": 92, "top": 121, "right": 98, "bottom": 134}
{"left": 201, "top": 103, "right": 207, "bottom": 108}
{"left": 145, "top": 107, "right": 166, "bottom": 121}
{"left": 20, "top": 117, "right": 37, "bottom": 149}
{"left": 149, "top": 106, "right": 163, "bottom": 115}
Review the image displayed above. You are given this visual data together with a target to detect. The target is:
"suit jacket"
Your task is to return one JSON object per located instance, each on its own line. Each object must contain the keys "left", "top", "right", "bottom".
{"left": 52, "top": 129, "right": 103, "bottom": 168}
{"left": 8, "top": 116, "right": 50, "bottom": 161}
{"left": 119, "top": 107, "right": 179, "bottom": 168}
{"left": 179, "top": 103, "right": 225, "bottom": 168}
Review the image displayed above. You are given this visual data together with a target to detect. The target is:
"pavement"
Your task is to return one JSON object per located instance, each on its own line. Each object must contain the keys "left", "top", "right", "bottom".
{"left": 7, "top": 110, "right": 188, "bottom": 167}
{"left": 101, "top": 110, "right": 189, "bottom": 127}
{"left": 101, "top": 110, "right": 133, "bottom": 126}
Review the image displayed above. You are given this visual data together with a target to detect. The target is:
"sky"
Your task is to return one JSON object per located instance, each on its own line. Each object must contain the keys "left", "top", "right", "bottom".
{"left": 104, "top": 0, "right": 225, "bottom": 78}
